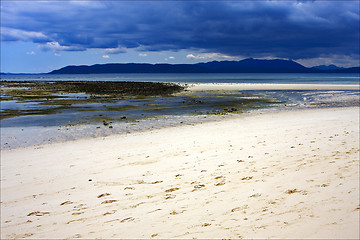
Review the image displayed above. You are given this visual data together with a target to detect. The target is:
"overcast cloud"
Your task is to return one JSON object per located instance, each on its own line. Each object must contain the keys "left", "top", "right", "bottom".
{"left": 1, "top": 0, "right": 359, "bottom": 63}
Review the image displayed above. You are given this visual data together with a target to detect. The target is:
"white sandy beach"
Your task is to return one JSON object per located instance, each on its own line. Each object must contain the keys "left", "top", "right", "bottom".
{"left": 184, "top": 82, "right": 360, "bottom": 91}
{"left": 1, "top": 105, "right": 359, "bottom": 239}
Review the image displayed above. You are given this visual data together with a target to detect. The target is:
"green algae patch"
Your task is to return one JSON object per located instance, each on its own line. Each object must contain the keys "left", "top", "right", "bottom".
{"left": 105, "top": 105, "right": 139, "bottom": 111}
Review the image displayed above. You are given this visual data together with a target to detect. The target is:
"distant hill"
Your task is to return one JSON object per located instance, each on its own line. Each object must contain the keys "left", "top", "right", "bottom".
{"left": 312, "top": 64, "right": 344, "bottom": 71}
{"left": 47, "top": 58, "right": 360, "bottom": 74}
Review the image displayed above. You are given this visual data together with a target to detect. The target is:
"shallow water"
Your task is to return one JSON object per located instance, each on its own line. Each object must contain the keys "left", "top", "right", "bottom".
{"left": 1, "top": 74, "right": 359, "bottom": 149}
{"left": 1, "top": 88, "right": 359, "bottom": 128}
{"left": 2, "top": 72, "right": 359, "bottom": 84}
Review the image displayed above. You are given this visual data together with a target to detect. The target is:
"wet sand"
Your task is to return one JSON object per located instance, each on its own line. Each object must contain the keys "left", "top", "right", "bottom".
{"left": 1, "top": 106, "right": 359, "bottom": 239}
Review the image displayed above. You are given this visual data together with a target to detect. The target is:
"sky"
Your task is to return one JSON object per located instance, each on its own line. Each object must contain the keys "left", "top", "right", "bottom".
{"left": 1, "top": 0, "right": 359, "bottom": 73}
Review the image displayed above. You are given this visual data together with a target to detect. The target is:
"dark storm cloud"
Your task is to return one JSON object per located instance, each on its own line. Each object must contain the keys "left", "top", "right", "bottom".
{"left": 1, "top": 0, "right": 359, "bottom": 60}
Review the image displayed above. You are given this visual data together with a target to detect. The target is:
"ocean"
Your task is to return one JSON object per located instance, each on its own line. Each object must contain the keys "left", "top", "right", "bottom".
{"left": 1, "top": 72, "right": 360, "bottom": 84}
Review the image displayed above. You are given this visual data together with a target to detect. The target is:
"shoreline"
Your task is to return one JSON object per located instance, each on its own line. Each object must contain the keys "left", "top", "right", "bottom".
{"left": 182, "top": 82, "right": 360, "bottom": 91}
{"left": 1, "top": 82, "right": 359, "bottom": 150}
{"left": 1, "top": 106, "right": 359, "bottom": 239}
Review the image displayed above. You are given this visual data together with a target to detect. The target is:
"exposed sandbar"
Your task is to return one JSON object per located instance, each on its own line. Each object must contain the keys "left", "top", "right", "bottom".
{"left": 184, "top": 82, "right": 359, "bottom": 91}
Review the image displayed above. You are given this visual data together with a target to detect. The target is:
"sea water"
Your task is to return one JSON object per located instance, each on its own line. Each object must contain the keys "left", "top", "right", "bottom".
{"left": 1, "top": 72, "right": 359, "bottom": 84}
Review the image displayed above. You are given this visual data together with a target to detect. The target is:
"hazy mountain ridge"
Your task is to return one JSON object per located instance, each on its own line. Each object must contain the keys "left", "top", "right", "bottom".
{"left": 19, "top": 58, "right": 360, "bottom": 74}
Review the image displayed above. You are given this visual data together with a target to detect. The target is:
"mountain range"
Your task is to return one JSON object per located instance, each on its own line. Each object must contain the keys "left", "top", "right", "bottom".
{"left": 47, "top": 58, "right": 359, "bottom": 74}
{"left": 2, "top": 58, "right": 359, "bottom": 75}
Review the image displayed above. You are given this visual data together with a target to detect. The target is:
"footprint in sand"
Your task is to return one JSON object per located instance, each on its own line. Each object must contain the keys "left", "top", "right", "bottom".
{"left": 151, "top": 180, "right": 163, "bottom": 184}
{"left": 20, "top": 233, "right": 34, "bottom": 238}
{"left": 170, "top": 210, "right": 180, "bottom": 215}
{"left": 101, "top": 200, "right": 118, "bottom": 204}
{"left": 103, "top": 210, "right": 117, "bottom": 216}
{"left": 97, "top": 193, "right": 111, "bottom": 198}
{"left": 165, "top": 194, "right": 176, "bottom": 200}
{"left": 120, "top": 217, "right": 135, "bottom": 223}
{"left": 249, "top": 193, "right": 261, "bottom": 198}
{"left": 60, "top": 200, "right": 73, "bottom": 206}
{"left": 72, "top": 212, "right": 84, "bottom": 215}
{"left": 214, "top": 176, "right": 226, "bottom": 186}
{"left": 192, "top": 184, "right": 205, "bottom": 191}
{"left": 130, "top": 202, "right": 145, "bottom": 208}
{"left": 215, "top": 182, "right": 225, "bottom": 186}
{"left": 241, "top": 176, "right": 253, "bottom": 181}
{"left": 27, "top": 211, "right": 50, "bottom": 216}
{"left": 73, "top": 204, "right": 87, "bottom": 210}
{"left": 165, "top": 187, "right": 180, "bottom": 193}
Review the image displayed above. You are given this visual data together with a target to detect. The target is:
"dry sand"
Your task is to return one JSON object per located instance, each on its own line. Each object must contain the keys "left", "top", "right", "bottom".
{"left": 1, "top": 107, "right": 359, "bottom": 239}
{"left": 184, "top": 82, "right": 360, "bottom": 91}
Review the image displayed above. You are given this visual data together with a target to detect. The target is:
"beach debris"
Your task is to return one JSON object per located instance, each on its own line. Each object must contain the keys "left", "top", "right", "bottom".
{"left": 237, "top": 159, "right": 244, "bottom": 163}
{"left": 202, "top": 223, "right": 211, "bottom": 227}
{"left": 88, "top": 179, "right": 92, "bottom": 181}
{"left": 120, "top": 116, "right": 127, "bottom": 120}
